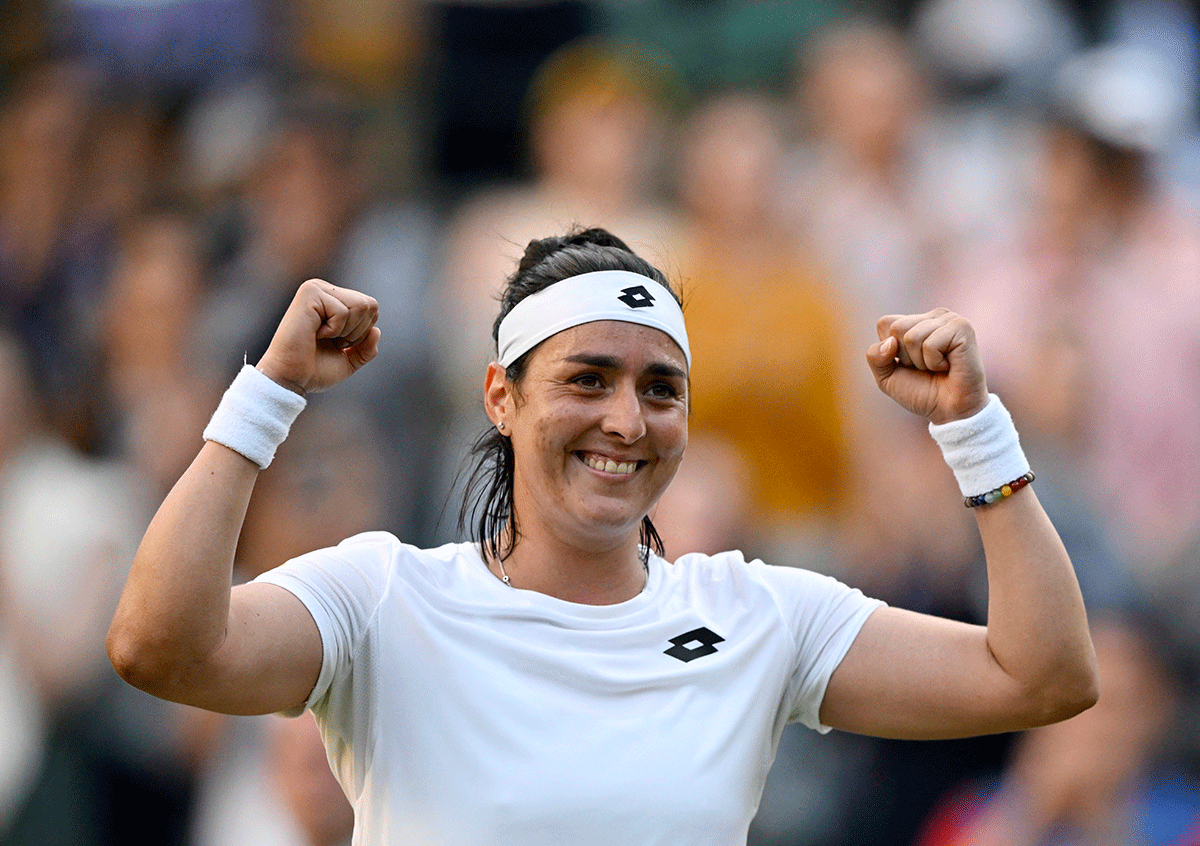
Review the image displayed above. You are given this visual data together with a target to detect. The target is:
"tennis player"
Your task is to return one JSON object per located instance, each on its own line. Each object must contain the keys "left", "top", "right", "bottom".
{"left": 107, "top": 227, "right": 1097, "bottom": 845}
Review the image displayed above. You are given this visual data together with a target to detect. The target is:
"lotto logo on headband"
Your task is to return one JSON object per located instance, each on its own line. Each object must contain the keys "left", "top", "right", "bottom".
{"left": 617, "top": 285, "right": 655, "bottom": 309}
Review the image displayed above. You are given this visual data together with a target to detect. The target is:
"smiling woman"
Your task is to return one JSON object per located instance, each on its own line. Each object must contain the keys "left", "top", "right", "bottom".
{"left": 105, "top": 226, "right": 1098, "bottom": 846}
{"left": 479, "top": 320, "right": 689, "bottom": 601}
{"left": 458, "top": 229, "right": 690, "bottom": 597}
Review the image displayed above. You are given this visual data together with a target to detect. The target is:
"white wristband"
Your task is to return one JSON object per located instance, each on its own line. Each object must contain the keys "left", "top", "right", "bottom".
{"left": 928, "top": 394, "right": 1030, "bottom": 497}
{"left": 203, "top": 364, "right": 307, "bottom": 469}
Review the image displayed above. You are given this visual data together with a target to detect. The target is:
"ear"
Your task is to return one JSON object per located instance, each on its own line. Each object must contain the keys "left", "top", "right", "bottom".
{"left": 484, "top": 362, "right": 512, "bottom": 431}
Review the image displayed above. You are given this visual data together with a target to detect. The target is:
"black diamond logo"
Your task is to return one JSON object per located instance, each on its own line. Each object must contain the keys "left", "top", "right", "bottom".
{"left": 664, "top": 627, "right": 725, "bottom": 662}
{"left": 617, "top": 285, "right": 655, "bottom": 309}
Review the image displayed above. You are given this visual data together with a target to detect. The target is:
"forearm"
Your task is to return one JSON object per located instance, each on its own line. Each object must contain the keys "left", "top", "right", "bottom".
{"left": 106, "top": 441, "right": 260, "bottom": 693}
{"left": 976, "top": 487, "right": 1098, "bottom": 722}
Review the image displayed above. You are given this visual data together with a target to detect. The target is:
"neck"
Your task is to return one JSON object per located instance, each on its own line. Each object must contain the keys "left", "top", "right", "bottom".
{"left": 489, "top": 524, "right": 648, "bottom": 605}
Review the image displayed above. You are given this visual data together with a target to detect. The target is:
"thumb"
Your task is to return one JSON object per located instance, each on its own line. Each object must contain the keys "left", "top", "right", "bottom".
{"left": 344, "top": 326, "right": 382, "bottom": 371}
{"left": 866, "top": 335, "right": 899, "bottom": 387}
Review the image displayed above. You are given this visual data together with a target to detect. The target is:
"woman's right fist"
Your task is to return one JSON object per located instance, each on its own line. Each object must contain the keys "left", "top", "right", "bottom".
{"left": 256, "top": 279, "right": 380, "bottom": 395}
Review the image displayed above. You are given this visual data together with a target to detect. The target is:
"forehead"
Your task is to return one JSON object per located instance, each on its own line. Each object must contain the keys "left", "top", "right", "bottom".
{"left": 530, "top": 320, "right": 689, "bottom": 370}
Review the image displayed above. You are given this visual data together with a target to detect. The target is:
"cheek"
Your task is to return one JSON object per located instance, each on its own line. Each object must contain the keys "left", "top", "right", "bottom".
{"left": 656, "top": 414, "right": 689, "bottom": 465}
{"left": 520, "top": 405, "right": 583, "bottom": 470}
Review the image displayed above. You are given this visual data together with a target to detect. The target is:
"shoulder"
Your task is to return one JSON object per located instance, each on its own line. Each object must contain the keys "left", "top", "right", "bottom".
{"left": 660, "top": 549, "right": 858, "bottom": 605}
{"left": 324, "top": 533, "right": 481, "bottom": 581}
{"left": 659, "top": 550, "right": 884, "bottom": 632}
{"left": 320, "top": 532, "right": 472, "bottom": 561}
{"left": 666, "top": 549, "right": 848, "bottom": 589}
{"left": 259, "top": 533, "right": 481, "bottom": 594}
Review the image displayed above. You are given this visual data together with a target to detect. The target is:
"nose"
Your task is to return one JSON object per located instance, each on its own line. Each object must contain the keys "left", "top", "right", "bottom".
{"left": 602, "top": 381, "right": 646, "bottom": 444}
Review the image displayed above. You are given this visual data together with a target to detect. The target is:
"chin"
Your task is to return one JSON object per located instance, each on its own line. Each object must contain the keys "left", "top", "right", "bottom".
{"left": 570, "top": 500, "right": 648, "bottom": 543}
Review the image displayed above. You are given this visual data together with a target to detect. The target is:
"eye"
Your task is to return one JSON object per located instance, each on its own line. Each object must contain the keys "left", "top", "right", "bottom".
{"left": 647, "top": 381, "right": 681, "bottom": 401}
{"left": 573, "top": 373, "right": 604, "bottom": 390}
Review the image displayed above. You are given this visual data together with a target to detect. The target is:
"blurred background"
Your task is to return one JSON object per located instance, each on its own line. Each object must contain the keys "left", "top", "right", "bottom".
{"left": 1, "top": 0, "right": 1199, "bottom": 844}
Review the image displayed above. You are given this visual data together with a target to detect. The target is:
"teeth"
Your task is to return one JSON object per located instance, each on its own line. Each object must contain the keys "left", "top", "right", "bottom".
{"left": 584, "top": 455, "right": 637, "bottom": 475}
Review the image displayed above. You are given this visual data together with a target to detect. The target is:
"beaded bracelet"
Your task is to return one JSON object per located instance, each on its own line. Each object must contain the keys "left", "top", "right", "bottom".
{"left": 963, "top": 471, "right": 1035, "bottom": 508}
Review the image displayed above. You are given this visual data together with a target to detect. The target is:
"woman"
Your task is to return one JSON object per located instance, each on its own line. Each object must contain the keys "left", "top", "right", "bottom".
{"left": 106, "top": 228, "right": 1098, "bottom": 844}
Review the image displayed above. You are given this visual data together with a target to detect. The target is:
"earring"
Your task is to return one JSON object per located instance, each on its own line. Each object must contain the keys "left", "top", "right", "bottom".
{"left": 497, "top": 421, "right": 506, "bottom": 431}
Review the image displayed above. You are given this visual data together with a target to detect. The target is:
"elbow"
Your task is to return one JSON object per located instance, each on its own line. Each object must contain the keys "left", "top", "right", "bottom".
{"left": 1026, "top": 656, "right": 1101, "bottom": 727}
{"left": 106, "top": 618, "right": 183, "bottom": 699}
{"left": 1040, "top": 677, "right": 1099, "bottom": 726}
{"left": 1069, "top": 660, "right": 1102, "bottom": 716}
{"left": 105, "top": 620, "right": 154, "bottom": 691}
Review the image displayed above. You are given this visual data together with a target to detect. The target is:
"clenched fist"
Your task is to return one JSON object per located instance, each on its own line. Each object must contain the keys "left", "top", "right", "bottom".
{"left": 256, "top": 279, "right": 381, "bottom": 395}
{"left": 866, "top": 308, "right": 989, "bottom": 425}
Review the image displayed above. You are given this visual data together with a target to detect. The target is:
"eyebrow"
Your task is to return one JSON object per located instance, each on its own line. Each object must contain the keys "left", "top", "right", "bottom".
{"left": 563, "top": 353, "right": 687, "bottom": 381}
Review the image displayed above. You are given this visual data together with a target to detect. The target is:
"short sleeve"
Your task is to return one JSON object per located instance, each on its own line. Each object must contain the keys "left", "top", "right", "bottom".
{"left": 253, "top": 530, "right": 398, "bottom": 714}
{"left": 758, "top": 564, "right": 885, "bottom": 733}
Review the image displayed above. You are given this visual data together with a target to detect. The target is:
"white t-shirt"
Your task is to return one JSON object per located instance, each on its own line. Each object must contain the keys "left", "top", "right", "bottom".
{"left": 255, "top": 533, "right": 883, "bottom": 846}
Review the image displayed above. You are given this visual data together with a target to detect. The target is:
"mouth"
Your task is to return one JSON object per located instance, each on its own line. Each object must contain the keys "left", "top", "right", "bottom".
{"left": 578, "top": 451, "right": 644, "bottom": 476}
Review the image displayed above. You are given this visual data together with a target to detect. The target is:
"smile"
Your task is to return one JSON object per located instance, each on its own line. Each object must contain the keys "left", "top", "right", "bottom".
{"left": 580, "top": 453, "right": 642, "bottom": 476}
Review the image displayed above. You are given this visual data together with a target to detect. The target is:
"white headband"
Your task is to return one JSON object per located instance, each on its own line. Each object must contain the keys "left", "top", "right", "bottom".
{"left": 496, "top": 270, "right": 691, "bottom": 368}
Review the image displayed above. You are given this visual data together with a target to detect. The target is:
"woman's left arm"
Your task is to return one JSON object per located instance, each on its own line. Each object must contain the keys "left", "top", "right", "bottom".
{"left": 819, "top": 310, "right": 1098, "bottom": 739}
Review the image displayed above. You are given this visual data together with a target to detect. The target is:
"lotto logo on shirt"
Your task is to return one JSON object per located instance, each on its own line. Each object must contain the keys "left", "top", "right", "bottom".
{"left": 664, "top": 627, "right": 725, "bottom": 662}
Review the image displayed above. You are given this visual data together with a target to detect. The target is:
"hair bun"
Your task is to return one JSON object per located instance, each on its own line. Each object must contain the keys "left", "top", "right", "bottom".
{"left": 517, "top": 227, "right": 633, "bottom": 274}
{"left": 563, "top": 227, "right": 631, "bottom": 251}
{"left": 516, "top": 235, "right": 568, "bottom": 274}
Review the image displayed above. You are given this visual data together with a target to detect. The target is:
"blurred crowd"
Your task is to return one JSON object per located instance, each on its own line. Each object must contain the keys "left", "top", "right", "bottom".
{"left": 1, "top": 0, "right": 1199, "bottom": 844}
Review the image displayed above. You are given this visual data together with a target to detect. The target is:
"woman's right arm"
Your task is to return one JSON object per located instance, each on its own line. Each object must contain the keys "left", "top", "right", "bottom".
{"left": 106, "top": 279, "right": 381, "bottom": 715}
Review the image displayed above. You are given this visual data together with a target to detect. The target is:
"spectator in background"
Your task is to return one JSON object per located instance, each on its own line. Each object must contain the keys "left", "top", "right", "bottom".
{"left": 95, "top": 204, "right": 223, "bottom": 498}
{"left": 0, "top": 331, "right": 47, "bottom": 840}
{"left": 0, "top": 326, "right": 195, "bottom": 846}
{"left": 192, "top": 80, "right": 375, "bottom": 372}
{"left": 671, "top": 89, "right": 855, "bottom": 563}
{"left": 191, "top": 77, "right": 443, "bottom": 540}
{"left": 907, "top": 0, "right": 1079, "bottom": 247}
{"left": 776, "top": 20, "right": 986, "bottom": 612}
{"left": 777, "top": 22, "right": 983, "bottom": 585}
{"left": 938, "top": 43, "right": 1200, "bottom": 581}
{"left": 596, "top": 0, "right": 852, "bottom": 98}
{"left": 781, "top": 19, "right": 939, "bottom": 341}
{"left": 0, "top": 62, "right": 107, "bottom": 449}
{"left": 772, "top": 28, "right": 1036, "bottom": 843}
{"left": 916, "top": 609, "right": 1200, "bottom": 846}
{"left": 0, "top": 63, "right": 179, "bottom": 456}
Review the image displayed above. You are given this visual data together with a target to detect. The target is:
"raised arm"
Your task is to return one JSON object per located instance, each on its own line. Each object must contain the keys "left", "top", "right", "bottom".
{"left": 106, "top": 279, "right": 380, "bottom": 715}
{"left": 820, "top": 309, "right": 1099, "bottom": 739}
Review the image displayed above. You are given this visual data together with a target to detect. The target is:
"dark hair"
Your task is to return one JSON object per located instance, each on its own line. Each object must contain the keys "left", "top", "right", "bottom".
{"left": 458, "top": 226, "right": 681, "bottom": 568}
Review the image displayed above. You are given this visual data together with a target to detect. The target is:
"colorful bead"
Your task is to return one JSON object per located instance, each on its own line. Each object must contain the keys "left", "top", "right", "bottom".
{"left": 963, "top": 472, "right": 1035, "bottom": 508}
